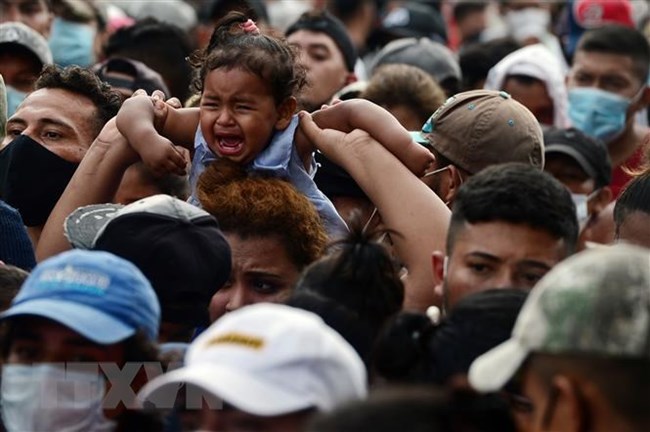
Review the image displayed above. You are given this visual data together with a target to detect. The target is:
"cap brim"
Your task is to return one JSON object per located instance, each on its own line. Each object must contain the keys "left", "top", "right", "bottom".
{"left": 64, "top": 204, "right": 124, "bottom": 249}
{"left": 409, "top": 131, "right": 429, "bottom": 146}
{"left": 544, "top": 144, "right": 597, "bottom": 180}
{"left": 468, "top": 338, "right": 529, "bottom": 393}
{"left": 139, "top": 364, "right": 316, "bottom": 416}
{"left": 0, "top": 299, "right": 135, "bottom": 345}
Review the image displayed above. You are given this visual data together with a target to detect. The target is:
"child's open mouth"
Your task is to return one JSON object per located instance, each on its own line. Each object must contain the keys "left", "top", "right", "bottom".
{"left": 216, "top": 136, "right": 245, "bottom": 156}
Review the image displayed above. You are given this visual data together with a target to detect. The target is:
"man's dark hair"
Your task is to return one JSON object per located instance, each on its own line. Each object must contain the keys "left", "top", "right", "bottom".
{"left": 328, "top": 0, "right": 374, "bottom": 23}
{"left": 453, "top": 2, "right": 487, "bottom": 23}
{"left": 0, "top": 265, "right": 26, "bottom": 311}
{"left": 294, "top": 215, "right": 403, "bottom": 343}
{"left": 459, "top": 37, "right": 520, "bottom": 91}
{"left": 614, "top": 172, "right": 650, "bottom": 236}
{"left": 374, "top": 288, "right": 527, "bottom": 385}
{"left": 132, "top": 162, "right": 190, "bottom": 201}
{"left": 448, "top": 163, "right": 578, "bottom": 255}
{"left": 286, "top": 9, "right": 357, "bottom": 72}
{"left": 198, "top": 0, "right": 268, "bottom": 25}
{"left": 35, "top": 65, "right": 121, "bottom": 139}
{"left": 529, "top": 353, "right": 650, "bottom": 429}
{"left": 576, "top": 25, "right": 650, "bottom": 83}
{"left": 104, "top": 18, "right": 193, "bottom": 101}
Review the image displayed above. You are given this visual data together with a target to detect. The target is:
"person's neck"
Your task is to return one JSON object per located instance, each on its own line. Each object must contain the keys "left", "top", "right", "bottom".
{"left": 608, "top": 123, "right": 646, "bottom": 167}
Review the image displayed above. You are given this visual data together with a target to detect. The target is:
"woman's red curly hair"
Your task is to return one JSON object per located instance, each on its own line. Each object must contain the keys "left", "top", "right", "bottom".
{"left": 197, "top": 159, "right": 328, "bottom": 270}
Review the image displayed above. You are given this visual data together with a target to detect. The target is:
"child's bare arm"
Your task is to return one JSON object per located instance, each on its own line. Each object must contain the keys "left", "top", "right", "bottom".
{"left": 310, "top": 99, "right": 434, "bottom": 176}
{"left": 299, "top": 111, "right": 450, "bottom": 311}
{"left": 116, "top": 94, "right": 196, "bottom": 176}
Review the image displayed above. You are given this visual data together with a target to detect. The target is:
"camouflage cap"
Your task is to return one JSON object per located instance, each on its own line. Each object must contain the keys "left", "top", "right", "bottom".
{"left": 469, "top": 244, "right": 650, "bottom": 393}
{"left": 412, "top": 90, "right": 544, "bottom": 174}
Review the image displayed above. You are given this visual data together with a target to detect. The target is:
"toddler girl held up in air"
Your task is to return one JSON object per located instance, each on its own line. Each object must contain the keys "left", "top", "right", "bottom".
{"left": 116, "top": 12, "right": 433, "bottom": 237}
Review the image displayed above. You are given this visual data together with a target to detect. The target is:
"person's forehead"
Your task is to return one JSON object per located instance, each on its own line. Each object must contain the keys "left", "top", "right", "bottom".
{"left": 503, "top": 77, "right": 550, "bottom": 98}
{"left": 571, "top": 50, "right": 639, "bottom": 82}
{"left": 225, "top": 233, "right": 296, "bottom": 268}
{"left": 503, "top": 79, "right": 553, "bottom": 110}
{"left": 451, "top": 220, "right": 566, "bottom": 262}
{"left": 288, "top": 30, "right": 344, "bottom": 55}
{"left": 14, "top": 87, "right": 96, "bottom": 124}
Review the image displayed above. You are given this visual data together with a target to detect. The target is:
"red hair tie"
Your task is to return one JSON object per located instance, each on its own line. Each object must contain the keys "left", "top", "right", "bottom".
{"left": 241, "top": 19, "right": 260, "bottom": 35}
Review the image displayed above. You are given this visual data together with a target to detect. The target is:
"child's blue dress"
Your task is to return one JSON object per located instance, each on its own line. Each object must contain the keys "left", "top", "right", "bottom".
{"left": 188, "top": 115, "right": 347, "bottom": 238}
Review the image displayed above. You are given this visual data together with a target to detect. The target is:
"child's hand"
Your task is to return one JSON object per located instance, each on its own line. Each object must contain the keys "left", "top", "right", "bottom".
{"left": 299, "top": 111, "right": 374, "bottom": 168}
{"left": 131, "top": 89, "right": 182, "bottom": 132}
{"left": 138, "top": 131, "right": 188, "bottom": 177}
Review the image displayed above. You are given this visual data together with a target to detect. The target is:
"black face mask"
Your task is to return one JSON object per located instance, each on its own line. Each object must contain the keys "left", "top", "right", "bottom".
{"left": 0, "top": 135, "right": 79, "bottom": 227}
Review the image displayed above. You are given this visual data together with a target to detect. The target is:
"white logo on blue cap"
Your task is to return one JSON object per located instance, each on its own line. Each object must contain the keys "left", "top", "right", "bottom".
{"left": 38, "top": 266, "right": 110, "bottom": 295}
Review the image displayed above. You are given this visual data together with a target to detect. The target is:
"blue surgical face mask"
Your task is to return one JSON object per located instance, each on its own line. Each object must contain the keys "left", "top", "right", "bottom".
{"left": 568, "top": 87, "right": 638, "bottom": 143}
{"left": 5, "top": 86, "right": 27, "bottom": 118}
{"left": 49, "top": 17, "right": 96, "bottom": 67}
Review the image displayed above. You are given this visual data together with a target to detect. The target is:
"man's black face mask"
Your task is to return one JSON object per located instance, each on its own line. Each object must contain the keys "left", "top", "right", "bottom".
{"left": 0, "top": 134, "right": 79, "bottom": 227}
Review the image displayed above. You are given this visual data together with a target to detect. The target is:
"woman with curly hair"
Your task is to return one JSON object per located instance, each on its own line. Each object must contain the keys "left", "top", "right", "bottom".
{"left": 198, "top": 159, "right": 328, "bottom": 321}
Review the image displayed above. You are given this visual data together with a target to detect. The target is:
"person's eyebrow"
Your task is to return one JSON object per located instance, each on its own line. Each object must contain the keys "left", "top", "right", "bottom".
{"left": 232, "top": 95, "right": 257, "bottom": 104}
{"left": 6, "top": 117, "right": 76, "bottom": 132}
{"left": 517, "top": 260, "right": 553, "bottom": 272}
{"left": 465, "top": 252, "right": 502, "bottom": 263}
{"left": 38, "top": 117, "right": 76, "bottom": 131}
{"left": 306, "top": 42, "right": 332, "bottom": 52}
{"left": 6, "top": 118, "right": 27, "bottom": 127}
{"left": 244, "top": 271, "right": 285, "bottom": 280}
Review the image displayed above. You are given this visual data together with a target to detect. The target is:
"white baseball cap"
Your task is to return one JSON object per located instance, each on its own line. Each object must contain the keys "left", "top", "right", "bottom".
{"left": 138, "top": 303, "right": 367, "bottom": 415}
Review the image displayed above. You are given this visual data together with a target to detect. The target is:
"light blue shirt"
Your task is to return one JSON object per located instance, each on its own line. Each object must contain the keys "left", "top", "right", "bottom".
{"left": 188, "top": 116, "right": 347, "bottom": 238}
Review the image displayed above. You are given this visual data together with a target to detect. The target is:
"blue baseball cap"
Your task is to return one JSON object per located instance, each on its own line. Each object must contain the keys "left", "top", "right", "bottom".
{"left": 1, "top": 250, "right": 161, "bottom": 344}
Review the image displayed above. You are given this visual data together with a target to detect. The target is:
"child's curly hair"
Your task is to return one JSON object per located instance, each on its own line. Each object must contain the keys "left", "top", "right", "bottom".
{"left": 189, "top": 11, "right": 307, "bottom": 105}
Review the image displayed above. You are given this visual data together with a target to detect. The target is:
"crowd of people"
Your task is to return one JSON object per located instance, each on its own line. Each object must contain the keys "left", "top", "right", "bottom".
{"left": 0, "top": 0, "right": 649, "bottom": 431}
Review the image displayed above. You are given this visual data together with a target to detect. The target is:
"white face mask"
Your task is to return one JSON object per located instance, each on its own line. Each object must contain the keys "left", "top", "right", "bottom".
{"left": 422, "top": 165, "right": 463, "bottom": 207}
{"left": 571, "top": 190, "right": 599, "bottom": 230}
{"left": 1, "top": 364, "right": 115, "bottom": 432}
{"left": 505, "top": 7, "right": 551, "bottom": 42}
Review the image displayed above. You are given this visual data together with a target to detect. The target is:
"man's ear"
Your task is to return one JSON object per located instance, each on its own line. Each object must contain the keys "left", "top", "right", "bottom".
{"left": 275, "top": 97, "right": 298, "bottom": 130}
{"left": 631, "top": 86, "right": 650, "bottom": 114}
{"left": 444, "top": 165, "right": 465, "bottom": 205}
{"left": 591, "top": 187, "right": 613, "bottom": 215}
{"left": 432, "top": 251, "right": 446, "bottom": 307}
